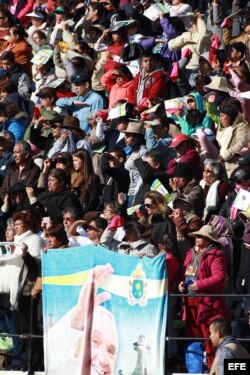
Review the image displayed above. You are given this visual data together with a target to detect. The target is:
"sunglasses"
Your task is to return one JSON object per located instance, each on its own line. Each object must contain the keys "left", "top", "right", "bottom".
{"left": 87, "top": 225, "right": 99, "bottom": 231}
{"left": 144, "top": 204, "right": 154, "bottom": 209}
{"left": 50, "top": 124, "right": 62, "bottom": 129}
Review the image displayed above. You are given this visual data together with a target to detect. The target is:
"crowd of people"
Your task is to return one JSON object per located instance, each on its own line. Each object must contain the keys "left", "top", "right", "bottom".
{"left": 0, "top": 0, "right": 250, "bottom": 373}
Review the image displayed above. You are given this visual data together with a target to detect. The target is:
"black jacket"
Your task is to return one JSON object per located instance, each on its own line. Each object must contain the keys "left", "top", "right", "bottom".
{"left": 101, "top": 153, "right": 130, "bottom": 204}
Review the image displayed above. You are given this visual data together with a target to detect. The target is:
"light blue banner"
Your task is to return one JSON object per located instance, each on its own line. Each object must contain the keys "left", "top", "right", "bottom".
{"left": 42, "top": 245, "right": 168, "bottom": 375}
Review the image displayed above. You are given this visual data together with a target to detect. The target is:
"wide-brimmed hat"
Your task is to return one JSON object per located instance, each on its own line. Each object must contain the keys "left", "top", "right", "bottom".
{"left": 10, "top": 182, "right": 26, "bottom": 194}
{"left": 121, "top": 122, "right": 145, "bottom": 135}
{"left": 189, "top": 225, "right": 221, "bottom": 244}
{"left": 0, "top": 131, "right": 15, "bottom": 149}
{"left": 204, "top": 76, "right": 232, "bottom": 93}
{"left": 36, "top": 87, "right": 57, "bottom": 99}
{"left": 169, "top": 133, "right": 191, "bottom": 148}
{"left": 172, "top": 197, "right": 194, "bottom": 211}
{"left": 238, "top": 211, "right": 250, "bottom": 222}
{"left": 62, "top": 116, "right": 85, "bottom": 134}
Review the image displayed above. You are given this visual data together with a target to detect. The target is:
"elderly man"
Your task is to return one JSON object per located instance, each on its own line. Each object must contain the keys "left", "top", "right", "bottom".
{"left": 0, "top": 141, "right": 40, "bottom": 202}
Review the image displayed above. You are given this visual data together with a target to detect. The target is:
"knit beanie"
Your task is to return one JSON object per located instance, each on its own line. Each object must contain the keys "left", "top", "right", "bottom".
{"left": 173, "top": 163, "right": 192, "bottom": 179}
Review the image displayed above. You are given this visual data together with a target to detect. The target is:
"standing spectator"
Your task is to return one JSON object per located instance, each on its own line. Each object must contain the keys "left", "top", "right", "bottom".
{"left": 178, "top": 225, "right": 228, "bottom": 370}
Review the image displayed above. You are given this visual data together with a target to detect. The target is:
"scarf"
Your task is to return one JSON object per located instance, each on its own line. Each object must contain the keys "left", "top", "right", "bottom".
{"left": 200, "top": 179, "right": 220, "bottom": 220}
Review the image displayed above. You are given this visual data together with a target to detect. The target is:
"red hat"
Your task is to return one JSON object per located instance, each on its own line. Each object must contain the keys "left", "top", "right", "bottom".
{"left": 169, "top": 133, "right": 191, "bottom": 148}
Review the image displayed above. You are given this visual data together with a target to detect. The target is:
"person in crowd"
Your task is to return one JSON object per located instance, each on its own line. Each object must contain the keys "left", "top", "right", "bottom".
{"left": 179, "top": 225, "right": 228, "bottom": 370}
{"left": 4, "top": 25, "right": 33, "bottom": 78}
{"left": 71, "top": 149, "right": 100, "bottom": 214}
{"left": 0, "top": 130, "right": 14, "bottom": 185}
{"left": 128, "top": 52, "right": 167, "bottom": 106}
{"left": 216, "top": 103, "right": 249, "bottom": 177}
{"left": 166, "top": 133, "right": 200, "bottom": 177}
{"left": 169, "top": 197, "right": 202, "bottom": 264}
{"left": 56, "top": 72, "right": 105, "bottom": 133}
{"left": 0, "top": 141, "right": 41, "bottom": 201}
{"left": 0, "top": 50, "right": 31, "bottom": 99}
{"left": 120, "top": 121, "right": 147, "bottom": 207}
{"left": 170, "top": 163, "right": 205, "bottom": 218}
{"left": 210, "top": 318, "right": 250, "bottom": 375}
{"left": 101, "top": 65, "right": 133, "bottom": 109}
{"left": 0, "top": 101, "right": 28, "bottom": 141}
{"left": 133, "top": 150, "right": 169, "bottom": 206}
{"left": 144, "top": 116, "right": 176, "bottom": 169}
{"left": 200, "top": 159, "right": 231, "bottom": 222}
{"left": 37, "top": 168, "right": 82, "bottom": 224}
{"left": 117, "top": 221, "right": 158, "bottom": 257}
{"left": 101, "top": 148, "right": 130, "bottom": 205}
{"left": 140, "top": 191, "right": 168, "bottom": 227}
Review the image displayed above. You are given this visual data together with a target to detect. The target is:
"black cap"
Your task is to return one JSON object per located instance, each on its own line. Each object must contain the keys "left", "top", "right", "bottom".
{"left": 10, "top": 182, "right": 26, "bottom": 194}
{"left": 71, "top": 72, "right": 91, "bottom": 85}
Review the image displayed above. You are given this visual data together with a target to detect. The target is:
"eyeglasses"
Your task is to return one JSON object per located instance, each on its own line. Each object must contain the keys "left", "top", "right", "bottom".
{"left": 87, "top": 225, "right": 99, "bottom": 231}
{"left": 50, "top": 124, "right": 62, "bottom": 129}
{"left": 203, "top": 169, "right": 214, "bottom": 174}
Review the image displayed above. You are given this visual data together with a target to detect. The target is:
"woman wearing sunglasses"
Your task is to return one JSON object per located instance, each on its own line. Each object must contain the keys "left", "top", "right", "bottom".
{"left": 140, "top": 191, "right": 168, "bottom": 227}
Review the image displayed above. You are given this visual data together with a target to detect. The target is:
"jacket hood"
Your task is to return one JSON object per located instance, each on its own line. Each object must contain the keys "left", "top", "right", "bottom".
{"left": 210, "top": 215, "right": 234, "bottom": 238}
{"left": 189, "top": 92, "right": 204, "bottom": 112}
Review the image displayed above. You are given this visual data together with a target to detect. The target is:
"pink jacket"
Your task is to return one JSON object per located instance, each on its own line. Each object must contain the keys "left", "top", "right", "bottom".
{"left": 183, "top": 246, "right": 228, "bottom": 324}
{"left": 101, "top": 70, "right": 133, "bottom": 109}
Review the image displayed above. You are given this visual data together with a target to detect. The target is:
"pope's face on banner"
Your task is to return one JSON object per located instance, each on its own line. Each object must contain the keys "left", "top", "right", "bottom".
{"left": 91, "top": 308, "right": 118, "bottom": 375}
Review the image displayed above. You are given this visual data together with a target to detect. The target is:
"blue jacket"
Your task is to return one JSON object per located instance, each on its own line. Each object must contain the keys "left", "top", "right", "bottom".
{"left": 145, "top": 128, "right": 176, "bottom": 168}
{"left": 2, "top": 118, "right": 26, "bottom": 141}
{"left": 56, "top": 90, "right": 104, "bottom": 133}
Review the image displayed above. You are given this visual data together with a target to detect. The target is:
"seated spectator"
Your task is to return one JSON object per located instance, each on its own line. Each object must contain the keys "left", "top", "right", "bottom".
{"left": 56, "top": 72, "right": 105, "bottom": 133}
{"left": 216, "top": 103, "right": 249, "bottom": 177}
{"left": 0, "top": 141, "right": 41, "bottom": 202}
{"left": 133, "top": 151, "right": 169, "bottom": 206}
{"left": 166, "top": 133, "right": 200, "bottom": 177}
{"left": 0, "top": 130, "right": 14, "bottom": 185}
{"left": 170, "top": 163, "right": 205, "bottom": 218}
{"left": 200, "top": 159, "right": 230, "bottom": 222}
{"left": 45, "top": 224, "right": 69, "bottom": 250}
{"left": 4, "top": 26, "right": 33, "bottom": 78}
{"left": 71, "top": 149, "right": 100, "bottom": 214}
{"left": 117, "top": 221, "right": 158, "bottom": 257}
{"left": 169, "top": 197, "right": 202, "bottom": 263}
{"left": 144, "top": 116, "right": 176, "bottom": 169}
{"left": 88, "top": 216, "right": 108, "bottom": 245}
{"left": 101, "top": 148, "right": 130, "bottom": 205}
{"left": 100, "top": 203, "right": 124, "bottom": 251}
{"left": 37, "top": 168, "right": 82, "bottom": 224}
{"left": 0, "top": 101, "right": 28, "bottom": 141}
{"left": 140, "top": 191, "right": 168, "bottom": 227}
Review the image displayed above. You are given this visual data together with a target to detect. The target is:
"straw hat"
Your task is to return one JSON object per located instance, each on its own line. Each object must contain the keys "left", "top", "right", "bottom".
{"left": 189, "top": 225, "right": 221, "bottom": 245}
{"left": 121, "top": 122, "right": 145, "bottom": 135}
{"left": 204, "top": 76, "right": 232, "bottom": 93}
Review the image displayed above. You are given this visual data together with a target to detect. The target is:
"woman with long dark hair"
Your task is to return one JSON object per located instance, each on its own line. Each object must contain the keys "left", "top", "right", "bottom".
{"left": 71, "top": 149, "right": 100, "bottom": 213}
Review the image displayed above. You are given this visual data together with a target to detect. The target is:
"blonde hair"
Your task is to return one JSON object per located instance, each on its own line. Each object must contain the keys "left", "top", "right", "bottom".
{"left": 143, "top": 191, "right": 168, "bottom": 220}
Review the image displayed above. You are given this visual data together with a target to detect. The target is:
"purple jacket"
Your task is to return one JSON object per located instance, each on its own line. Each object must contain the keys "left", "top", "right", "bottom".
{"left": 183, "top": 246, "right": 228, "bottom": 324}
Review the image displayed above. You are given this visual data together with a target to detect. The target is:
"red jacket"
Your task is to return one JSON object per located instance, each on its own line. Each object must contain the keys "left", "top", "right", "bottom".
{"left": 166, "top": 148, "right": 200, "bottom": 176}
{"left": 127, "top": 69, "right": 167, "bottom": 105}
{"left": 103, "top": 43, "right": 125, "bottom": 72}
{"left": 183, "top": 246, "right": 228, "bottom": 324}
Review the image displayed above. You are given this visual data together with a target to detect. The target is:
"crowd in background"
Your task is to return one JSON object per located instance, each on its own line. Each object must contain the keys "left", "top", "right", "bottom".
{"left": 0, "top": 0, "right": 250, "bottom": 372}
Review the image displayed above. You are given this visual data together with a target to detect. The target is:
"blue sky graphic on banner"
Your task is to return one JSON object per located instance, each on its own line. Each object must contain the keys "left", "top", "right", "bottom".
{"left": 42, "top": 245, "right": 168, "bottom": 375}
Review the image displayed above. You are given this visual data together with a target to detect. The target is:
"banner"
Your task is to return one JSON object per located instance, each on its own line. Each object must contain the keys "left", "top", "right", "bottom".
{"left": 42, "top": 245, "right": 168, "bottom": 375}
